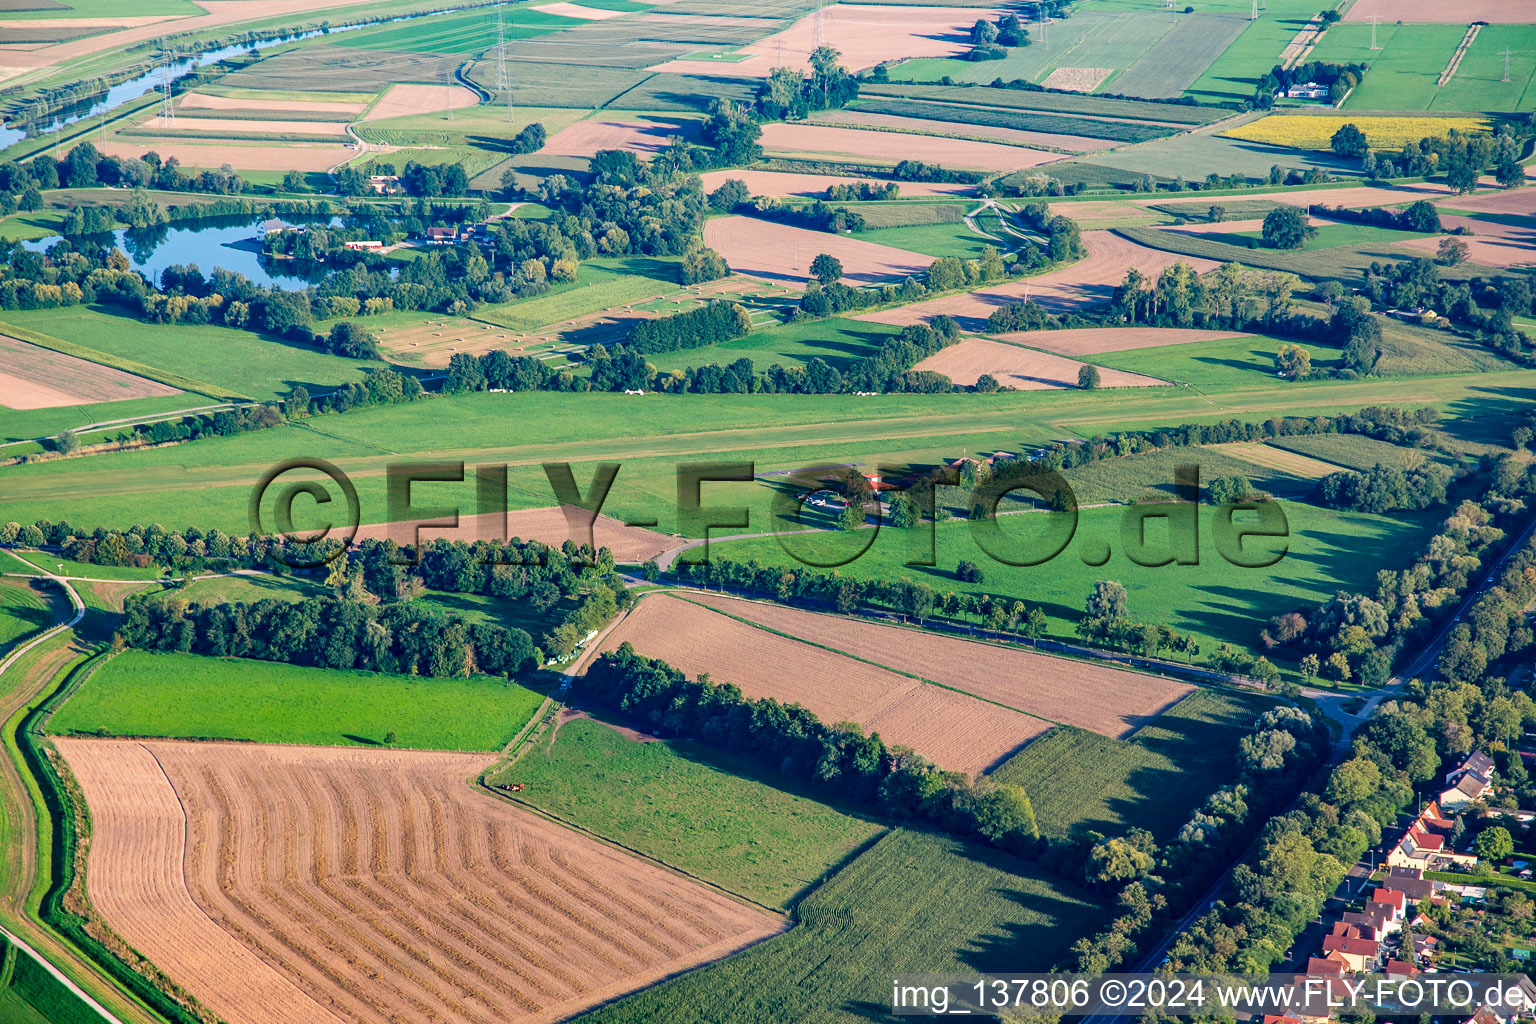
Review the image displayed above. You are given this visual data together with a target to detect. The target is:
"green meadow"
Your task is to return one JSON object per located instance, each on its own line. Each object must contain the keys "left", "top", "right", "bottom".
{"left": 50, "top": 650, "right": 545, "bottom": 751}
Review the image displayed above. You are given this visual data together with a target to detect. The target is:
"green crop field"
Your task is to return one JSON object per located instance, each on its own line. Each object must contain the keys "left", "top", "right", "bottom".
{"left": 49, "top": 650, "right": 545, "bottom": 750}
{"left": 149, "top": 573, "right": 327, "bottom": 606}
{"left": 1092, "top": 333, "right": 1343, "bottom": 391}
{"left": 497, "top": 716, "right": 884, "bottom": 908}
{"left": 1432, "top": 25, "right": 1536, "bottom": 113}
{"left": 1308, "top": 23, "right": 1464, "bottom": 112}
{"left": 2, "top": 549, "right": 167, "bottom": 582}
{"left": 580, "top": 828, "right": 1105, "bottom": 1024}
{"left": 1267, "top": 433, "right": 1457, "bottom": 473}
{"left": 848, "top": 97, "right": 1178, "bottom": 143}
{"left": 831, "top": 201, "right": 968, "bottom": 229}
{"left": 333, "top": 8, "right": 579, "bottom": 55}
{"left": 1115, "top": 225, "right": 1435, "bottom": 283}
{"left": 646, "top": 317, "right": 897, "bottom": 374}
{"left": 1053, "top": 130, "right": 1358, "bottom": 186}
{"left": 1184, "top": 0, "right": 1329, "bottom": 105}
{"left": 860, "top": 83, "right": 1226, "bottom": 124}
{"left": 0, "top": 0, "right": 202, "bottom": 16}
{"left": 852, "top": 219, "right": 1000, "bottom": 259}
{"left": 472, "top": 256, "right": 680, "bottom": 332}
{"left": 992, "top": 688, "right": 1260, "bottom": 839}
{"left": 1106, "top": 12, "right": 1251, "bottom": 99}
{"left": 0, "top": 578, "right": 58, "bottom": 653}
{"left": 1055, "top": 443, "right": 1316, "bottom": 504}
{"left": 889, "top": 9, "right": 1181, "bottom": 91}
{"left": 0, "top": 935, "right": 97, "bottom": 1024}
{"left": 0, "top": 306, "right": 383, "bottom": 403}
{"left": 1184, "top": 222, "right": 1436, "bottom": 251}
{"left": 410, "top": 588, "right": 565, "bottom": 639}
{"left": 694, "top": 500, "right": 1445, "bottom": 657}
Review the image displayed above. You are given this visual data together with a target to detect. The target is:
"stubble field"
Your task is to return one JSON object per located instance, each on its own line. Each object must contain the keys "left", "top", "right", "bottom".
{"left": 585, "top": 592, "right": 1053, "bottom": 775}
{"left": 59, "top": 737, "right": 783, "bottom": 1024}
{"left": 912, "top": 336, "right": 1169, "bottom": 390}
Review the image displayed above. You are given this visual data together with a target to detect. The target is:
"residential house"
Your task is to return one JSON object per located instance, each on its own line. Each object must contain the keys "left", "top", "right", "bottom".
{"left": 256, "top": 218, "right": 294, "bottom": 238}
{"left": 1385, "top": 960, "right": 1419, "bottom": 977}
{"left": 1285, "top": 82, "right": 1330, "bottom": 100}
{"left": 1321, "top": 923, "right": 1379, "bottom": 971}
{"left": 1305, "top": 955, "right": 1344, "bottom": 978}
{"left": 1440, "top": 750, "right": 1495, "bottom": 810}
{"left": 1341, "top": 907, "right": 1392, "bottom": 941}
{"left": 368, "top": 174, "right": 401, "bottom": 195}
{"left": 1388, "top": 802, "right": 1478, "bottom": 870}
{"left": 424, "top": 226, "right": 457, "bottom": 245}
{"left": 1382, "top": 866, "right": 1442, "bottom": 906}
{"left": 343, "top": 240, "right": 383, "bottom": 251}
{"left": 1371, "top": 887, "right": 1406, "bottom": 922}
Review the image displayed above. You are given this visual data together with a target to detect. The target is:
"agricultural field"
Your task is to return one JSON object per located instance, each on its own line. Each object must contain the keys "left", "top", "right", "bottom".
{"left": 1267, "top": 433, "right": 1459, "bottom": 472}
{"left": 498, "top": 715, "right": 885, "bottom": 908}
{"left": 0, "top": 577, "right": 61, "bottom": 653}
{"left": 913, "top": 336, "right": 1168, "bottom": 390}
{"left": 1183, "top": 0, "right": 1334, "bottom": 105}
{"left": 698, "top": 499, "right": 1446, "bottom": 660}
{"left": 646, "top": 316, "right": 898, "bottom": 373}
{"left": 585, "top": 592, "right": 1056, "bottom": 776}
{"left": 59, "top": 737, "right": 783, "bottom": 1024}
{"left": 1223, "top": 114, "right": 1494, "bottom": 153}
{"left": 992, "top": 688, "right": 1260, "bottom": 840}
{"left": 49, "top": 649, "right": 546, "bottom": 750}
{"left": 580, "top": 826, "right": 1104, "bottom": 1023}
{"left": 0, "top": 307, "right": 384, "bottom": 403}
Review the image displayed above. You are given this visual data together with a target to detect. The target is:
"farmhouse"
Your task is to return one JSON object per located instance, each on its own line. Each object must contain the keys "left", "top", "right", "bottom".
{"left": 368, "top": 174, "right": 401, "bottom": 194}
{"left": 1285, "top": 82, "right": 1330, "bottom": 100}
{"left": 424, "top": 226, "right": 458, "bottom": 244}
{"left": 255, "top": 218, "right": 297, "bottom": 238}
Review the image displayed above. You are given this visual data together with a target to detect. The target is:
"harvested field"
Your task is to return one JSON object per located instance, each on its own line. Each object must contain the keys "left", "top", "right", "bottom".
{"left": 180, "top": 92, "right": 367, "bottom": 116}
{"left": 93, "top": 139, "right": 351, "bottom": 171}
{"left": 1208, "top": 442, "right": 1340, "bottom": 480}
{"left": 757, "top": 122, "right": 1054, "bottom": 172}
{"left": 1143, "top": 182, "right": 1457, "bottom": 210}
{"left": 531, "top": 1, "right": 627, "bottom": 18}
{"left": 912, "top": 336, "right": 1167, "bottom": 389}
{"left": 703, "top": 215, "right": 932, "bottom": 285}
{"left": 681, "top": 592, "right": 1194, "bottom": 739}
{"left": 651, "top": 5, "right": 1002, "bottom": 76}
{"left": 353, "top": 506, "right": 674, "bottom": 564}
{"left": 588, "top": 594, "right": 1051, "bottom": 776}
{"left": 1343, "top": 0, "right": 1536, "bottom": 22}
{"left": 813, "top": 109, "right": 1116, "bottom": 152}
{"left": 143, "top": 116, "right": 347, "bottom": 136}
{"left": 857, "top": 231, "right": 1217, "bottom": 329}
{"left": 363, "top": 83, "right": 480, "bottom": 121}
{"left": 1439, "top": 188, "right": 1536, "bottom": 218}
{"left": 697, "top": 169, "right": 976, "bottom": 198}
{"left": 541, "top": 118, "right": 700, "bottom": 157}
{"left": 1039, "top": 67, "right": 1113, "bottom": 93}
{"left": 59, "top": 737, "right": 782, "bottom": 1024}
{"left": 990, "top": 326, "right": 1251, "bottom": 357}
{"left": 1398, "top": 215, "right": 1536, "bottom": 268}
{"left": 0, "top": 335, "right": 179, "bottom": 409}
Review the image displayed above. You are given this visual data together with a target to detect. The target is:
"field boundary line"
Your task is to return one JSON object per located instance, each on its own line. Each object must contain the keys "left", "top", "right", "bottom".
{"left": 472, "top": 778, "right": 792, "bottom": 917}
{"left": 0, "top": 320, "right": 250, "bottom": 402}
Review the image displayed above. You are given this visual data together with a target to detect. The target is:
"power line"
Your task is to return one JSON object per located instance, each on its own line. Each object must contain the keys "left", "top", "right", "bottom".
{"left": 1369, "top": 15, "right": 1381, "bottom": 51}
{"left": 495, "top": 4, "right": 510, "bottom": 117}
{"left": 158, "top": 42, "right": 175, "bottom": 127}
{"left": 1502, "top": 47, "right": 1514, "bottom": 83}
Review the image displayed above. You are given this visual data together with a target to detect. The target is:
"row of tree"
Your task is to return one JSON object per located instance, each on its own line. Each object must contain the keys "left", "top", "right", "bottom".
{"left": 117, "top": 595, "right": 540, "bottom": 679}
{"left": 1317, "top": 461, "right": 1453, "bottom": 513}
{"left": 623, "top": 300, "right": 752, "bottom": 355}
{"left": 576, "top": 644, "right": 1042, "bottom": 854}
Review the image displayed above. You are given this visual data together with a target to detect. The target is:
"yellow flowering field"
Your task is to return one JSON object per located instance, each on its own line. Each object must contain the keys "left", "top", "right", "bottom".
{"left": 1222, "top": 115, "right": 1493, "bottom": 153}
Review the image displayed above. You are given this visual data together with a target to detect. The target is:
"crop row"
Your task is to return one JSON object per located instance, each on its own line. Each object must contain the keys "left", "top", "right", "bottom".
{"left": 850, "top": 97, "right": 1180, "bottom": 143}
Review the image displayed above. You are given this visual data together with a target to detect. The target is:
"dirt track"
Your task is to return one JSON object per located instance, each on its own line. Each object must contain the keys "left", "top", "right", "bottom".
{"left": 912, "top": 337, "right": 1167, "bottom": 389}
{"left": 589, "top": 594, "right": 1050, "bottom": 775}
{"left": 58, "top": 737, "right": 782, "bottom": 1024}
{"left": 681, "top": 593, "right": 1193, "bottom": 739}
{"left": 856, "top": 231, "right": 1218, "bottom": 329}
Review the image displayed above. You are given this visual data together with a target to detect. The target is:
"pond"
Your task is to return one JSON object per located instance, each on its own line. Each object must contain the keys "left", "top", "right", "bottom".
{"left": 22, "top": 215, "right": 347, "bottom": 289}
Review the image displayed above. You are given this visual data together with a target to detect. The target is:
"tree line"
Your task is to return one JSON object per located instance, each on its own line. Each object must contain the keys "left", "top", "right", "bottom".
{"left": 117, "top": 595, "right": 540, "bottom": 679}
{"left": 622, "top": 301, "right": 752, "bottom": 355}
{"left": 576, "top": 644, "right": 1042, "bottom": 855}
{"left": 1317, "top": 461, "right": 1452, "bottom": 514}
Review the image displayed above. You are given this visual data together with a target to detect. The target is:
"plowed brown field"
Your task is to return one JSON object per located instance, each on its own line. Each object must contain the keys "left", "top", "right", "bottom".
{"left": 1344, "top": 0, "right": 1536, "bottom": 21}
{"left": 0, "top": 335, "right": 180, "bottom": 409}
{"left": 680, "top": 593, "right": 1193, "bottom": 739}
{"left": 587, "top": 594, "right": 1050, "bottom": 775}
{"left": 990, "top": 327, "right": 1250, "bottom": 356}
{"left": 857, "top": 231, "right": 1217, "bottom": 329}
{"left": 363, "top": 83, "right": 480, "bottom": 121}
{"left": 698, "top": 169, "right": 977, "bottom": 198}
{"left": 58, "top": 738, "right": 782, "bottom": 1024}
{"left": 912, "top": 337, "right": 1167, "bottom": 389}
{"left": 704, "top": 215, "right": 933, "bottom": 284}
{"left": 541, "top": 118, "right": 700, "bottom": 157}
{"left": 758, "top": 122, "right": 1054, "bottom": 172}
{"left": 353, "top": 506, "right": 674, "bottom": 564}
{"left": 1397, "top": 213, "right": 1536, "bottom": 268}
